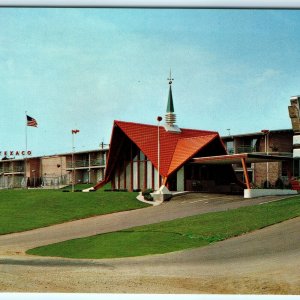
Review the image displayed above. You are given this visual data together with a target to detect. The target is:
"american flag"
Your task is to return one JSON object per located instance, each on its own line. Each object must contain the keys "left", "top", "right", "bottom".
{"left": 27, "top": 115, "right": 38, "bottom": 127}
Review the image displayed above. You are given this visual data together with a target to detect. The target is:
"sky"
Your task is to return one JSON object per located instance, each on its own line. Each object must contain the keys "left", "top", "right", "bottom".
{"left": 1, "top": 8, "right": 300, "bottom": 157}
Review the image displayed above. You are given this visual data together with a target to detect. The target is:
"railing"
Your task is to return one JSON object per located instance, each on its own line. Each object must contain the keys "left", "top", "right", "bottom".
{"left": 227, "top": 149, "right": 235, "bottom": 154}
{"left": 13, "top": 166, "right": 25, "bottom": 172}
{"left": 66, "top": 159, "right": 105, "bottom": 169}
{"left": 91, "top": 159, "right": 105, "bottom": 166}
{"left": 236, "top": 146, "right": 258, "bottom": 153}
{"left": 1, "top": 166, "right": 24, "bottom": 173}
{"left": 67, "top": 160, "right": 89, "bottom": 168}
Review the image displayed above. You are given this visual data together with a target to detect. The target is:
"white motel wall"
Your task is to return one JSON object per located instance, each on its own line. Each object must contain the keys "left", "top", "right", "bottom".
{"left": 0, "top": 148, "right": 108, "bottom": 189}
{"left": 244, "top": 189, "right": 297, "bottom": 198}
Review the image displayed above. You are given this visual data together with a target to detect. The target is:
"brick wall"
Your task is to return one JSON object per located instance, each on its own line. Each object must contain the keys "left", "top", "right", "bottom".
{"left": 258, "top": 132, "right": 293, "bottom": 153}
{"left": 254, "top": 162, "right": 281, "bottom": 187}
{"left": 41, "top": 156, "right": 67, "bottom": 177}
{"left": 26, "top": 158, "right": 41, "bottom": 178}
{"left": 254, "top": 132, "right": 293, "bottom": 187}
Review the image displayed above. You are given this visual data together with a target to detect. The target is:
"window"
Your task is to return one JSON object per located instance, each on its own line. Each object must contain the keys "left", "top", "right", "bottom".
{"left": 293, "top": 160, "right": 299, "bottom": 177}
{"left": 226, "top": 141, "right": 234, "bottom": 154}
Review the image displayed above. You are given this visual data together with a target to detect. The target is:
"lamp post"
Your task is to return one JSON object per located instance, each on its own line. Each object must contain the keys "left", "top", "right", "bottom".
{"left": 261, "top": 129, "right": 270, "bottom": 188}
{"left": 71, "top": 129, "right": 80, "bottom": 192}
{"left": 157, "top": 116, "right": 162, "bottom": 190}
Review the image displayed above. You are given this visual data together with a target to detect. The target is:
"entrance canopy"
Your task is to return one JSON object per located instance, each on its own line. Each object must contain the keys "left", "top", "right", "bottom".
{"left": 191, "top": 153, "right": 292, "bottom": 190}
{"left": 192, "top": 153, "right": 292, "bottom": 165}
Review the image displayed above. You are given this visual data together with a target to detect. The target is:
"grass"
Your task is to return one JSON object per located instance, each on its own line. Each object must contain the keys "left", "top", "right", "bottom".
{"left": 0, "top": 184, "right": 148, "bottom": 235}
{"left": 27, "top": 196, "right": 300, "bottom": 259}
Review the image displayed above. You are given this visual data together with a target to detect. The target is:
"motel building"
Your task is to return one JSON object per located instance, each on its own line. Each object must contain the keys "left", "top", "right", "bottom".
{"left": 92, "top": 80, "right": 296, "bottom": 198}
{"left": 0, "top": 148, "right": 108, "bottom": 189}
{"left": 1, "top": 83, "right": 299, "bottom": 197}
{"left": 222, "top": 129, "right": 294, "bottom": 189}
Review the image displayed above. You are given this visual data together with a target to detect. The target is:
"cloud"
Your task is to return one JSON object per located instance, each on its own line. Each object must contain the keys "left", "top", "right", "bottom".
{"left": 250, "top": 68, "right": 281, "bottom": 86}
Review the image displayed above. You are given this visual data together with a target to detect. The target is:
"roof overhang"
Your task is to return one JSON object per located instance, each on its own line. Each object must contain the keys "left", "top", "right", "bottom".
{"left": 192, "top": 153, "right": 293, "bottom": 165}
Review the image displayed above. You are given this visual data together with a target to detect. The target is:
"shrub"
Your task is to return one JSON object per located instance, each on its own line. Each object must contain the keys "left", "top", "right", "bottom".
{"left": 142, "top": 189, "right": 153, "bottom": 196}
{"left": 104, "top": 188, "right": 128, "bottom": 192}
{"left": 144, "top": 194, "right": 153, "bottom": 201}
{"left": 142, "top": 189, "right": 153, "bottom": 201}
{"left": 275, "top": 178, "right": 284, "bottom": 189}
{"left": 263, "top": 180, "right": 272, "bottom": 188}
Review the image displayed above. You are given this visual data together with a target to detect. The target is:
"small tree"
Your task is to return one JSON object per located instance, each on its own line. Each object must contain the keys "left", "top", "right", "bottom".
{"left": 275, "top": 178, "right": 284, "bottom": 189}
{"left": 263, "top": 180, "right": 272, "bottom": 189}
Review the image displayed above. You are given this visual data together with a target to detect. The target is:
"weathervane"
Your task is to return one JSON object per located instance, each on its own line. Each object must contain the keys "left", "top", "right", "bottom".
{"left": 168, "top": 69, "right": 174, "bottom": 85}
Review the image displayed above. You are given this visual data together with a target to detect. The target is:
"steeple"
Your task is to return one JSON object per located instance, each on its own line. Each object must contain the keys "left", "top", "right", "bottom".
{"left": 167, "top": 85, "right": 174, "bottom": 113}
{"left": 164, "top": 70, "right": 181, "bottom": 133}
{"left": 165, "top": 70, "right": 176, "bottom": 126}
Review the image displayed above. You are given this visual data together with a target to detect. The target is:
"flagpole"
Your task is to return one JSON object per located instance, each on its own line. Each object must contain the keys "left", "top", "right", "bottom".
{"left": 72, "top": 132, "right": 74, "bottom": 193}
{"left": 25, "top": 111, "right": 27, "bottom": 189}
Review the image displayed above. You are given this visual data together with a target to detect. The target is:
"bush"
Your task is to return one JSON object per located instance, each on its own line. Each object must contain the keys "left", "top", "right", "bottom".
{"left": 275, "top": 178, "right": 284, "bottom": 189}
{"left": 142, "top": 189, "right": 153, "bottom": 201}
{"left": 144, "top": 194, "right": 153, "bottom": 201}
{"left": 104, "top": 189, "right": 128, "bottom": 192}
{"left": 263, "top": 180, "right": 272, "bottom": 188}
{"left": 285, "top": 183, "right": 292, "bottom": 189}
{"left": 142, "top": 189, "right": 153, "bottom": 196}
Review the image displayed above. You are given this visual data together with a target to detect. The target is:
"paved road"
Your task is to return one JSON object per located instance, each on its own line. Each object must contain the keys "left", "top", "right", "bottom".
{"left": 0, "top": 193, "right": 289, "bottom": 255}
{"left": 0, "top": 193, "right": 299, "bottom": 293}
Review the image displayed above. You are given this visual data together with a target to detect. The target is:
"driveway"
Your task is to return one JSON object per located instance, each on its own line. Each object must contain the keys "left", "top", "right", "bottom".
{"left": 0, "top": 193, "right": 288, "bottom": 255}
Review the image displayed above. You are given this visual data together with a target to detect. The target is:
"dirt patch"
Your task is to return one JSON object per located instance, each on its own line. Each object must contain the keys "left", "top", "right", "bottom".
{"left": 1, "top": 266, "right": 299, "bottom": 294}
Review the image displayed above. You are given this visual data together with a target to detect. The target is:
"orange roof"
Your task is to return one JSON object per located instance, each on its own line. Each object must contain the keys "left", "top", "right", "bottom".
{"left": 111, "top": 120, "right": 220, "bottom": 178}
{"left": 168, "top": 135, "right": 218, "bottom": 176}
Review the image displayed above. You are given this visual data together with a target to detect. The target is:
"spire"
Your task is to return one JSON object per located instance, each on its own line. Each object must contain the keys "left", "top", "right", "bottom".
{"left": 164, "top": 70, "right": 181, "bottom": 133}
{"left": 167, "top": 85, "right": 174, "bottom": 113}
{"left": 165, "top": 70, "right": 176, "bottom": 126}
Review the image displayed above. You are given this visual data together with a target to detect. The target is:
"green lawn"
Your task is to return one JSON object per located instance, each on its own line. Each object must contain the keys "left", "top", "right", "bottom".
{"left": 0, "top": 186, "right": 148, "bottom": 235}
{"left": 27, "top": 196, "right": 300, "bottom": 259}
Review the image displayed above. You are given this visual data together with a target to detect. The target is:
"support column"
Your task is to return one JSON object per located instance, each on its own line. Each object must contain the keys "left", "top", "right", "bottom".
{"left": 130, "top": 160, "right": 133, "bottom": 191}
{"left": 130, "top": 142, "right": 133, "bottom": 191}
{"left": 241, "top": 157, "right": 251, "bottom": 190}
{"left": 124, "top": 161, "right": 127, "bottom": 190}
{"left": 163, "top": 177, "right": 167, "bottom": 186}
{"left": 117, "top": 164, "right": 120, "bottom": 190}
{"left": 152, "top": 165, "right": 155, "bottom": 190}
{"left": 137, "top": 151, "right": 140, "bottom": 190}
{"left": 144, "top": 156, "right": 147, "bottom": 190}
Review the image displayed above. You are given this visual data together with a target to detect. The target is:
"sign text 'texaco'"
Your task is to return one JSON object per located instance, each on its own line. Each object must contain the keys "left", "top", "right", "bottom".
{"left": 0, "top": 151, "right": 32, "bottom": 157}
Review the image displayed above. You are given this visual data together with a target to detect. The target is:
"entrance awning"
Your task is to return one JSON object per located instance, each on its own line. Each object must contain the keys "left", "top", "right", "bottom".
{"left": 192, "top": 153, "right": 292, "bottom": 165}
{"left": 191, "top": 153, "right": 292, "bottom": 190}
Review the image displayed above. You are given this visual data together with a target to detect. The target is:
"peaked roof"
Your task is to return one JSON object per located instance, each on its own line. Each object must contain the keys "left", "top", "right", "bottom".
{"left": 109, "top": 120, "right": 220, "bottom": 178}
{"left": 167, "top": 85, "right": 175, "bottom": 113}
